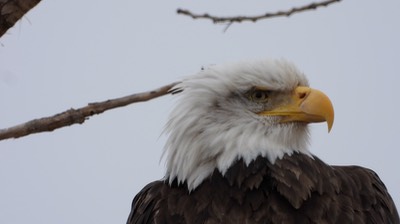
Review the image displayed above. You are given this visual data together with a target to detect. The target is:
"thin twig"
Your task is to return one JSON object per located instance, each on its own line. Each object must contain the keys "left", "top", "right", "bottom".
{"left": 0, "top": 82, "right": 179, "bottom": 141}
{"left": 177, "top": 0, "right": 341, "bottom": 24}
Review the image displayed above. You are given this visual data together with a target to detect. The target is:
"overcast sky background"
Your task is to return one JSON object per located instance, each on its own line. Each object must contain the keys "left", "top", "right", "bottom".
{"left": 1, "top": 0, "right": 399, "bottom": 223}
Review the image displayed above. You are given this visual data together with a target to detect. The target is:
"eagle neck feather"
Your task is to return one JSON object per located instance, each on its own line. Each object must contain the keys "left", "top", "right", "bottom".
{"left": 164, "top": 114, "right": 311, "bottom": 190}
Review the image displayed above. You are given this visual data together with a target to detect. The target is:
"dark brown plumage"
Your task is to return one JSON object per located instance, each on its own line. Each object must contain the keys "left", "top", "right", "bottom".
{"left": 127, "top": 153, "right": 399, "bottom": 224}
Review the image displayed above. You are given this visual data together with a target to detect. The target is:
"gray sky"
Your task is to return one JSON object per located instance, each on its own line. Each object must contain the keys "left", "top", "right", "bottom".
{"left": 1, "top": 0, "right": 399, "bottom": 223}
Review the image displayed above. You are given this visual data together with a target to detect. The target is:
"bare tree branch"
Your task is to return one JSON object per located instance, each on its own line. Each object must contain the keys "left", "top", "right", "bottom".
{"left": 177, "top": 0, "right": 341, "bottom": 24}
{"left": 1, "top": 1, "right": 341, "bottom": 140}
{"left": 0, "top": 82, "right": 179, "bottom": 141}
{"left": 0, "top": 0, "right": 41, "bottom": 38}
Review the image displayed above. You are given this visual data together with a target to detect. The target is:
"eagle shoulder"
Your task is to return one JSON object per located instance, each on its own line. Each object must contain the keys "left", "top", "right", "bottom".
{"left": 127, "top": 155, "right": 399, "bottom": 224}
{"left": 127, "top": 181, "right": 163, "bottom": 224}
{"left": 333, "top": 165, "right": 400, "bottom": 223}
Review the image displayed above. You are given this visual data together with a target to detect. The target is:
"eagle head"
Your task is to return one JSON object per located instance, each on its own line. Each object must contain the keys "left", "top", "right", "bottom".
{"left": 163, "top": 59, "right": 334, "bottom": 190}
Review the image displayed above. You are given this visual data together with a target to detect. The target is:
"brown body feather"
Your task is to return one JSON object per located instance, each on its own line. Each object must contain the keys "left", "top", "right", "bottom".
{"left": 127, "top": 153, "right": 399, "bottom": 224}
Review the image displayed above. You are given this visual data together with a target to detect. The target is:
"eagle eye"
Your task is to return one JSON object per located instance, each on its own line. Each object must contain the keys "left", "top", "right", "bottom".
{"left": 248, "top": 89, "right": 270, "bottom": 103}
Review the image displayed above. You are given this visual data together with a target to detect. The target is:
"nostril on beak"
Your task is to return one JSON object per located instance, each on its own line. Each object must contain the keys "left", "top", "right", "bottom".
{"left": 294, "top": 86, "right": 311, "bottom": 101}
{"left": 298, "top": 91, "right": 307, "bottom": 99}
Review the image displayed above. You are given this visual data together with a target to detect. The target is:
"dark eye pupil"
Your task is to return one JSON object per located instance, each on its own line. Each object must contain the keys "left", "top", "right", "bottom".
{"left": 255, "top": 91, "right": 264, "bottom": 99}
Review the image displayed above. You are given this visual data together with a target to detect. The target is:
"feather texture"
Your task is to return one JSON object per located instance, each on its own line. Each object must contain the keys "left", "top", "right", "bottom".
{"left": 163, "top": 59, "right": 311, "bottom": 190}
{"left": 127, "top": 153, "right": 399, "bottom": 224}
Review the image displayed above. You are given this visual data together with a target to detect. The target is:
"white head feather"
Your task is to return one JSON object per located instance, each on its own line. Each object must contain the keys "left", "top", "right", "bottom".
{"left": 163, "top": 59, "right": 311, "bottom": 190}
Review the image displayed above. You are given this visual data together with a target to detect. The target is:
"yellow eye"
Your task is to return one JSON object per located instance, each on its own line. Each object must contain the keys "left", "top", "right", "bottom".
{"left": 250, "top": 90, "right": 270, "bottom": 102}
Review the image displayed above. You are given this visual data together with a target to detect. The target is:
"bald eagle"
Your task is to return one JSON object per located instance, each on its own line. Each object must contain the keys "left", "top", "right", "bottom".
{"left": 127, "top": 59, "right": 399, "bottom": 224}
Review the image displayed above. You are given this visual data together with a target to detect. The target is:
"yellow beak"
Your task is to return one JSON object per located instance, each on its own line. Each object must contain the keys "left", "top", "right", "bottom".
{"left": 258, "top": 86, "right": 334, "bottom": 132}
